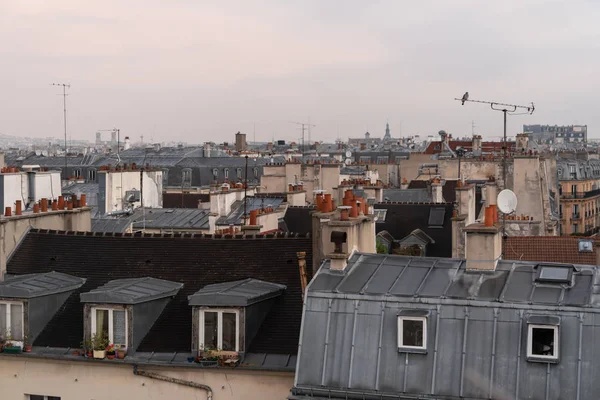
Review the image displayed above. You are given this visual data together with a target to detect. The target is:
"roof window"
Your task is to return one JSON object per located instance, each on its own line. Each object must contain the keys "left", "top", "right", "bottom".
{"left": 526, "top": 315, "right": 560, "bottom": 363}
{"left": 397, "top": 310, "right": 429, "bottom": 354}
{"left": 535, "top": 264, "right": 573, "bottom": 283}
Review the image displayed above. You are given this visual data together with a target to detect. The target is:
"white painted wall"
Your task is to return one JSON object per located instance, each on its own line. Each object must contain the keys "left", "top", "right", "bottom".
{"left": 0, "top": 357, "right": 293, "bottom": 400}
{"left": 29, "top": 172, "right": 62, "bottom": 202}
{"left": 0, "top": 173, "right": 28, "bottom": 210}
{"left": 102, "top": 170, "right": 163, "bottom": 214}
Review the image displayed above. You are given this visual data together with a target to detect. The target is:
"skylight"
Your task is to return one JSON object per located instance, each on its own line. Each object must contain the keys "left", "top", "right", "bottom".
{"left": 536, "top": 265, "right": 573, "bottom": 283}
{"left": 428, "top": 207, "right": 446, "bottom": 227}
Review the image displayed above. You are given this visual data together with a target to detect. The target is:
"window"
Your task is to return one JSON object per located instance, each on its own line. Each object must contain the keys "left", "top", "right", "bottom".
{"left": 536, "top": 265, "right": 573, "bottom": 283}
{"left": 0, "top": 301, "right": 23, "bottom": 341}
{"left": 397, "top": 315, "right": 427, "bottom": 352}
{"left": 374, "top": 209, "right": 387, "bottom": 222}
{"left": 253, "top": 168, "right": 258, "bottom": 178}
{"left": 527, "top": 324, "right": 558, "bottom": 361}
{"left": 428, "top": 207, "right": 446, "bottom": 227}
{"left": 73, "top": 168, "right": 81, "bottom": 178}
{"left": 88, "top": 169, "right": 97, "bottom": 182}
{"left": 91, "top": 307, "right": 127, "bottom": 348}
{"left": 212, "top": 168, "right": 218, "bottom": 179}
{"left": 27, "top": 396, "right": 61, "bottom": 400}
{"left": 237, "top": 168, "right": 242, "bottom": 179}
{"left": 162, "top": 169, "right": 169, "bottom": 185}
{"left": 182, "top": 169, "right": 192, "bottom": 185}
{"left": 224, "top": 169, "right": 229, "bottom": 179}
{"left": 199, "top": 309, "right": 239, "bottom": 351}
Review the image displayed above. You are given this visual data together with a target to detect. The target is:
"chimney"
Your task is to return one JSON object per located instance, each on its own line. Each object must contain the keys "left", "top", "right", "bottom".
{"left": 516, "top": 133, "right": 529, "bottom": 153}
{"left": 297, "top": 252, "right": 309, "bottom": 300}
{"left": 15, "top": 200, "right": 22, "bottom": 216}
{"left": 472, "top": 135, "right": 482, "bottom": 152}
{"left": 464, "top": 223, "right": 502, "bottom": 271}
{"left": 486, "top": 182, "right": 498, "bottom": 223}
{"left": 400, "top": 178, "right": 409, "bottom": 190}
{"left": 124, "top": 136, "right": 131, "bottom": 150}
{"left": 431, "top": 177, "right": 443, "bottom": 203}
{"left": 456, "top": 183, "right": 476, "bottom": 225}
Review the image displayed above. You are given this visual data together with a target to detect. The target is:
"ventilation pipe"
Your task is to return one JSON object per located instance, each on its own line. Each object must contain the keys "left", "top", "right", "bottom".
{"left": 297, "top": 252, "right": 309, "bottom": 300}
{"left": 133, "top": 365, "right": 212, "bottom": 400}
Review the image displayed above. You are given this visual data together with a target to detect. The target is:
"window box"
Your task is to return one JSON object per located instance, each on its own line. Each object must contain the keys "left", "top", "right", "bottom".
{"left": 2, "top": 345, "right": 22, "bottom": 354}
{"left": 397, "top": 310, "right": 429, "bottom": 354}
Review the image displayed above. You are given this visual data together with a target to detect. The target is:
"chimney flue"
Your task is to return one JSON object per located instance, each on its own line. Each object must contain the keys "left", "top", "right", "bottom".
{"left": 41, "top": 198, "right": 48, "bottom": 212}
{"left": 15, "top": 200, "right": 22, "bottom": 216}
{"left": 4, "top": 207, "right": 11, "bottom": 217}
{"left": 80, "top": 194, "right": 87, "bottom": 207}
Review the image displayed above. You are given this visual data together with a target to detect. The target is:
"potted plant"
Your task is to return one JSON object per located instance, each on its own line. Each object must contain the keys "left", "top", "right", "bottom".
{"left": 91, "top": 332, "right": 108, "bottom": 359}
{"left": 195, "top": 347, "right": 220, "bottom": 367}
{"left": 116, "top": 345, "right": 127, "bottom": 360}
{"left": 23, "top": 336, "right": 32, "bottom": 353}
{"left": 2, "top": 333, "right": 22, "bottom": 354}
{"left": 81, "top": 339, "right": 93, "bottom": 357}
{"left": 106, "top": 344, "right": 116, "bottom": 360}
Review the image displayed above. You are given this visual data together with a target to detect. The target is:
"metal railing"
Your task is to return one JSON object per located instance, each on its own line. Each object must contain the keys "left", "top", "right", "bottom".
{"left": 561, "top": 189, "right": 600, "bottom": 199}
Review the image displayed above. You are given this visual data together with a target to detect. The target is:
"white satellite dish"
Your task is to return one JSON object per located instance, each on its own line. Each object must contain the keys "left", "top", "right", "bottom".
{"left": 344, "top": 159, "right": 351, "bottom": 166}
{"left": 345, "top": 151, "right": 352, "bottom": 158}
{"left": 497, "top": 189, "right": 517, "bottom": 214}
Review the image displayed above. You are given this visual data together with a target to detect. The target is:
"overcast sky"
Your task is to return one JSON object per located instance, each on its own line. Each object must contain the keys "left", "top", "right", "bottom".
{"left": 1, "top": 0, "right": 598, "bottom": 144}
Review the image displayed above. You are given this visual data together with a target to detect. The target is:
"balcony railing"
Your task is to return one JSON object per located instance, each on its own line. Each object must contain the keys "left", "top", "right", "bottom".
{"left": 571, "top": 213, "right": 581, "bottom": 220}
{"left": 561, "top": 189, "right": 600, "bottom": 199}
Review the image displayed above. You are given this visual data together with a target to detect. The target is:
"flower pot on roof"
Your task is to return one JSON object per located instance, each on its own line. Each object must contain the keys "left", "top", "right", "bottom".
{"left": 106, "top": 344, "right": 116, "bottom": 360}
{"left": 116, "top": 345, "right": 127, "bottom": 360}
{"left": 91, "top": 332, "right": 108, "bottom": 359}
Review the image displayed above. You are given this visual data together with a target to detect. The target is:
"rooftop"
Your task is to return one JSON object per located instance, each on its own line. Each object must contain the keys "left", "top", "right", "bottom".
{"left": 0, "top": 272, "right": 86, "bottom": 299}
{"left": 188, "top": 278, "right": 287, "bottom": 306}
{"left": 80, "top": 277, "right": 183, "bottom": 305}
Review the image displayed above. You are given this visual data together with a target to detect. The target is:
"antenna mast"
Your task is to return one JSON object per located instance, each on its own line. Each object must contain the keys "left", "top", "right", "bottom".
{"left": 289, "top": 120, "right": 316, "bottom": 161}
{"left": 52, "top": 83, "right": 70, "bottom": 178}
{"left": 455, "top": 95, "right": 535, "bottom": 186}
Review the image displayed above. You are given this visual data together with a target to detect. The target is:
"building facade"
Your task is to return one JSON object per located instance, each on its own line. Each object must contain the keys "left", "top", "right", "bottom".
{"left": 557, "top": 158, "right": 600, "bottom": 235}
{"left": 524, "top": 124, "right": 588, "bottom": 145}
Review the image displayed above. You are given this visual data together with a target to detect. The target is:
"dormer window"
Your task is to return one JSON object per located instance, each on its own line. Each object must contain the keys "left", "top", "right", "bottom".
{"left": 91, "top": 307, "right": 127, "bottom": 348}
{"left": 81, "top": 277, "right": 183, "bottom": 353}
{"left": 199, "top": 309, "right": 239, "bottom": 351}
{"left": 397, "top": 310, "right": 429, "bottom": 354}
{"left": 0, "top": 272, "right": 85, "bottom": 347}
{"left": 189, "top": 279, "right": 286, "bottom": 354}
{"left": 526, "top": 315, "right": 560, "bottom": 363}
{"left": 0, "top": 301, "right": 23, "bottom": 342}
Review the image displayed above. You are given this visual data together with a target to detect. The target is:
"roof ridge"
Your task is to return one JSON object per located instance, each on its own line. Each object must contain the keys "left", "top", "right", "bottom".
{"left": 28, "top": 228, "right": 311, "bottom": 239}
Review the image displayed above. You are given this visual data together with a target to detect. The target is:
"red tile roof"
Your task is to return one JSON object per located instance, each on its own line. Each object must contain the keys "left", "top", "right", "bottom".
{"left": 503, "top": 236, "right": 599, "bottom": 265}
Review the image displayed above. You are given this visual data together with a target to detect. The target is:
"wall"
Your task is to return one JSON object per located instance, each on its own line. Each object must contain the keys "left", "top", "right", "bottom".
{"left": 512, "top": 156, "right": 545, "bottom": 230}
{"left": 0, "top": 173, "right": 29, "bottom": 210}
{"left": 0, "top": 357, "right": 293, "bottom": 400}
{"left": 399, "top": 153, "right": 434, "bottom": 182}
{"left": 439, "top": 159, "right": 500, "bottom": 181}
{"left": 100, "top": 170, "right": 163, "bottom": 215}
{"left": 0, "top": 208, "right": 92, "bottom": 278}
{"left": 29, "top": 172, "right": 62, "bottom": 202}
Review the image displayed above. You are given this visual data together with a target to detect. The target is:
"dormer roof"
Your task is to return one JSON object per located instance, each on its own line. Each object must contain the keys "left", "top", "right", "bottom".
{"left": 0, "top": 272, "right": 85, "bottom": 299}
{"left": 189, "top": 278, "right": 286, "bottom": 307}
{"left": 80, "top": 277, "right": 183, "bottom": 305}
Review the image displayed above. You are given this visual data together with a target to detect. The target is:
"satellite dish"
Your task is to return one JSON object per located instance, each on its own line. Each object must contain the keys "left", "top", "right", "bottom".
{"left": 344, "top": 159, "right": 351, "bottom": 166}
{"left": 345, "top": 151, "right": 352, "bottom": 158}
{"left": 497, "top": 189, "right": 517, "bottom": 214}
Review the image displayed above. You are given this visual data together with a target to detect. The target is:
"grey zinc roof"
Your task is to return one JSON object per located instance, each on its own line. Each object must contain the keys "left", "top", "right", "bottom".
{"left": 216, "top": 197, "right": 285, "bottom": 226}
{"left": 309, "top": 253, "right": 598, "bottom": 306}
{"left": 294, "top": 254, "right": 600, "bottom": 399}
{"left": 383, "top": 188, "right": 432, "bottom": 203}
{"left": 0, "top": 272, "right": 86, "bottom": 299}
{"left": 92, "top": 208, "right": 211, "bottom": 233}
{"left": 80, "top": 277, "right": 183, "bottom": 305}
{"left": 188, "top": 278, "right": 287, "bottom": 306}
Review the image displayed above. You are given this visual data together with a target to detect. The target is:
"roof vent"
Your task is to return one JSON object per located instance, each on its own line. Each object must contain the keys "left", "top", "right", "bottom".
{"left": 578, "top": 239, "right": 593, "bottom": 253}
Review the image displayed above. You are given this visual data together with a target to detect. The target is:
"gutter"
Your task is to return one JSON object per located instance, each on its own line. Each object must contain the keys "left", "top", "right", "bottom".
{"left": 133, "top": 364, "right": 213, "bottom": 400}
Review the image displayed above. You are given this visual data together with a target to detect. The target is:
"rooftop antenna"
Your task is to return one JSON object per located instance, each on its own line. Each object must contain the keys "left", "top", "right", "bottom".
{"left": 253, "top": 122, "right": 256, "bottom": 146}
{"left": 289, "top": 121, "right": 316, "bottom": 161}
{"left": 51, "top": 83, "right": 70, "bottom": 178}
{"left": 455, "top": 93, "right": 535, "bottom": 186}
{"left": 497, "top": 189, "right": 518, "bottom": 238}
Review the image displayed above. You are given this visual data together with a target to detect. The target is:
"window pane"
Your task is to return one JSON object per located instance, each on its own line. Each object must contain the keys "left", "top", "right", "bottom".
{"left": 48, "top": 397, "right": 62, "bottom": 400}
{"left": 0, "top": 304, "right": 6, "bottom": 339}
{"left": 203, "top": 312, "right": 218, "bottom": 349}
{"left": 402, "top": 319, "right": 424, "bottom": 347}
{"left": 531, "top": 327, "right": 555, "bottom": 356}
{"left": 96, "top": 309, "right": 109, "bottom": 338}
{"left": 222, "top": 312, "right": 237, "bottom": 351}
{"left": 29, "top": 395, "right": 45, "bottom": 400}
{"left": 10, "top": 304, "right": 23, "bottom": 339}
{"left": 112, "top": 310, "right": 126, "bottom": 346}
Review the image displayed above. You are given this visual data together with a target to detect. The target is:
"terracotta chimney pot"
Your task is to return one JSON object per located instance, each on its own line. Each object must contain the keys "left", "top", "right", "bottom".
{"left": 67, "top": 201, "right": 73, "bottom": 210}
{"left": 15, "top": 200, "right": 22, "bottom": 216}
{"left": 40, "top": 198, "right": 48, "bottom": 212}
{"left": 33, "top": 204, "right": 39, "bottom": 214}
{"left": 4, "top": 206, "right": 11, "bottom": 217}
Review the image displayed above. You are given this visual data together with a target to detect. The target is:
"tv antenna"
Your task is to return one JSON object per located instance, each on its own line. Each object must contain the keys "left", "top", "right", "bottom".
{"left": 455, "top": 93, "right": 535, "bottom": 186}
{"left": 51, "top": 83, "right": 70, "bottom": 177}
{"left": 289, "top": 121, "right": 316, "bottom": 161}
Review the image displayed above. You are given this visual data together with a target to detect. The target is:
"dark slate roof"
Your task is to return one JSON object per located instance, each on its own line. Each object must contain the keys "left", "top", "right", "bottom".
{"left": 408, "top": 179, "right": 459, "bottom": 203}
{"left": 311, "top": 253, "right": 597, "bottom": 306}
{"left": 374, "top": 203, "right": 453, "bottom": 257}
{"left": 188, "top": 278, "right": 286, "bottom": 306}
{"left": 162, "top": 192, "right": 209, "bottom": 208}
{"left": 0, "top": 272, "right": 86, "bottom": 299}
{"left": 283, "top": 206, "right": 315, "bottom": 235}
{"left": 80, "top": 277, "right": 183, "bottom": 305}
{"left": 7, "top": 229, "right": 313, "bottom": 354}
{"left": 383, "top": 188, "right": 431, "bottom": 203}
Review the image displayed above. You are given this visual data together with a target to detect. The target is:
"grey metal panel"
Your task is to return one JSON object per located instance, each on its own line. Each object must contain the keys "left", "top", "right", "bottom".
{"left": 309, "top": 273, "right": 344, "bottom": 292}
{"left": 463, "top": 317, "right": 494, "bottom": 399}
{"left": 296, "top": 309, "right": 328, "bottom": 386}
{"left": 322, "top": 305, "right": 353, "bottom": 387}
{"left": 389, "top": 266, "right": 429, "bottom": 296}
{"left": 336, "top": 261, "right": 381, "bottom": 294}
{"left": 492, "top": 312, "right": 521, "bottom": 399}
{"left": 188, "top": 278, "right": 286, "bottom": 306}
{"left": 80, "top": 277, "right": 183, "bottom": 305}
{"left": 477, "top": 271, "right": 509, "bottom": 300}
{"left": 362, "top": 262, "right": 407, "bottom": 294}
{"left": 348, "top": 312, "right": 380, "bottom": 390}
{"left": 502, "top": 267, "right": 534, "bottom": 303}
{"left": 434, "top": 313, "right": 464, "bottom": 396}
{"left": 418, "top": 266, "right": 454, "bottom": 297}
{"left": 131, "top": 298, "right": 171, "bottom": 352}
{"left": 564, "top": 272, "right": 592, "bottom": 306}
{"left": 532, "top": 286, "right": 563, "bottom": 304}
{"left": 0, "top": 272, "right": 85, "bottom": 298}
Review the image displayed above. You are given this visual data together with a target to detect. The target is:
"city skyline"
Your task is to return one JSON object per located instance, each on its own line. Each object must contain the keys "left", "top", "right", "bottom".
{"left": 1, "top": 0, "right": 598, "bottom": 143}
